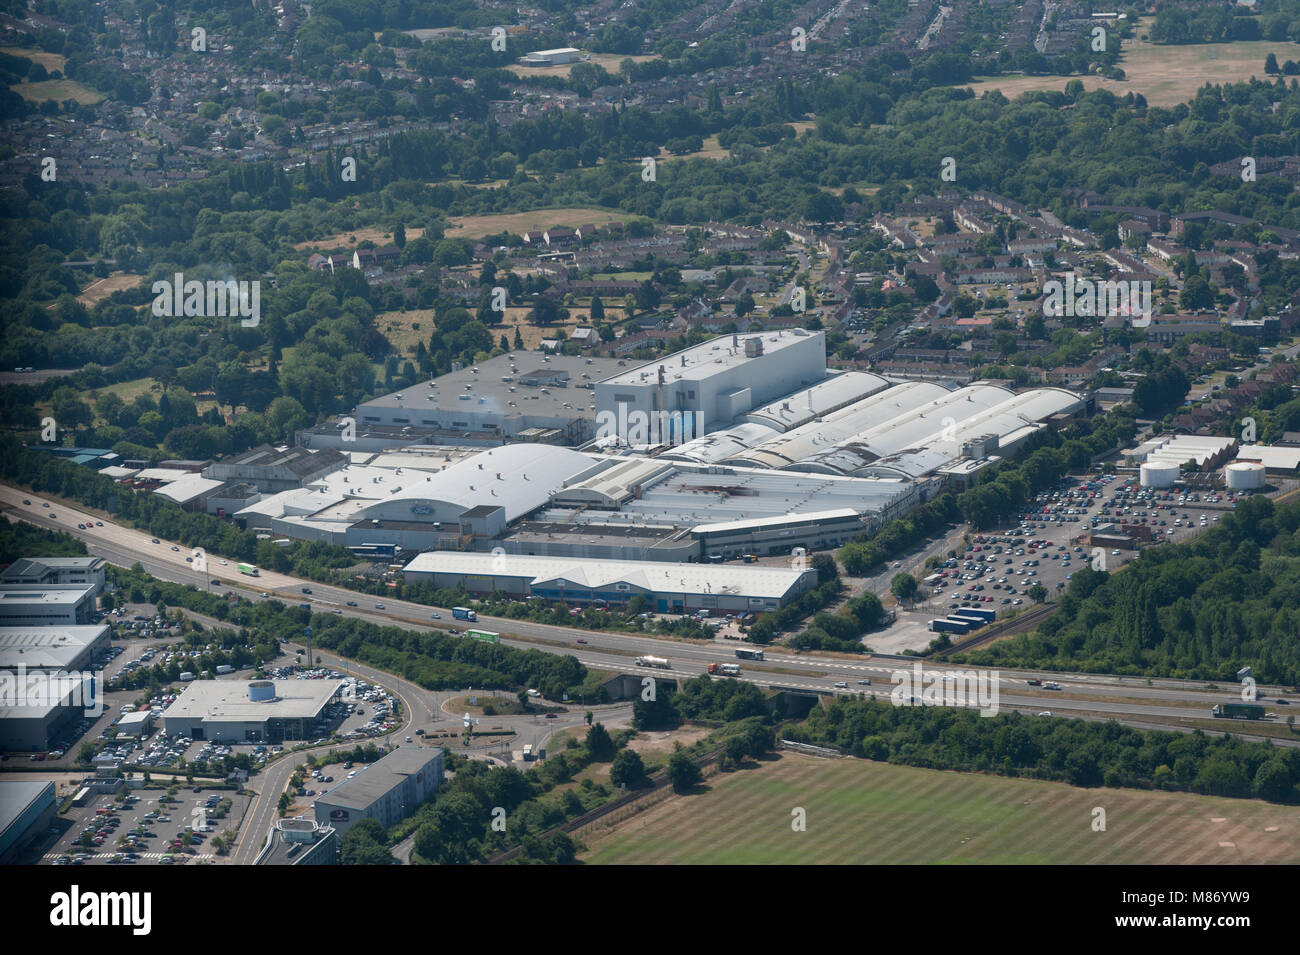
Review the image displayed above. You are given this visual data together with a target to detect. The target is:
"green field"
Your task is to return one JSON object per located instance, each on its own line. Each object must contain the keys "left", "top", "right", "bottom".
{"left": 581, "top": 753, "right": 1300, "bottom": 864}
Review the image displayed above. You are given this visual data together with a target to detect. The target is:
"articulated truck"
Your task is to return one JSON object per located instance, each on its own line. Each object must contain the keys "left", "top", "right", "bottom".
{"left": 237, "top": 563, "right": 259, "bottom": 576}
{"left": 1212, "top": 702, "right": 1267, "bottom": 720}
{"left": 635, "top": 655, "right": 671, "bottom": 669}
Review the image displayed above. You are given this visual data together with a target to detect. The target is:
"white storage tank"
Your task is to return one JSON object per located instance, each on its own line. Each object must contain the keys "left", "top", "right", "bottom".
{"left": 1139, "top": 461, "right": 1179, "bottom": 488}
{"left": 1225, "top": 461, "right": 1266, "bottom": 490}
{"left": 248, "top": 680, "right": 276, "bottom": 702}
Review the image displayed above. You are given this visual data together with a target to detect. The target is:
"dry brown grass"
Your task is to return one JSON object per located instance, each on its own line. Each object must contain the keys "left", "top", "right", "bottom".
{"left": 293, "top": 226, "right": 425, "bottom": 252}
{"left": 443, "top": 208, "right": 626, "bottom": 240}
{"left": 0, "top": 46, "right": 67, "bottom": 72}
{"left": 14, "top": 78, "right": 101, "bottom": 104}
{"left": 968, "top": 20, "right": 1289, "bottom": 107}
{"left": 76, "top": 271, "right": 144, "bottom": 307}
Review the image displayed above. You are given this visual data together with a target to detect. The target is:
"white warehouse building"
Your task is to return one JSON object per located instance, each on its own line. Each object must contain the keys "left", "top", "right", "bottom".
{"left": 402, "top": 552, "right": 817, "bottom": 614}
{"left": 595, "top": 330, "right": 827, "bottom": 440}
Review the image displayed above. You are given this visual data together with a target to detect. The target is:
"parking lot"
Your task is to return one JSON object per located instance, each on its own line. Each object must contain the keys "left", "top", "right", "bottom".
{"left": 899, "top": 471, "right": 1247, "bottom": 645}
{"left": 45, "top": 785, "right": 251, "bottom": 866}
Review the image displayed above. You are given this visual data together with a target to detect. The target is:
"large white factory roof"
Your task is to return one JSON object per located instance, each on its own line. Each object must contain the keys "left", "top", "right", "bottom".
{"left": 598, "top": 329, "right": 820, "bottom": 387}
{"left": 357, "top": 443, "right": 599, "bottom": 522}
{"left": 792, "top": 387, "right": 1084, "bottom": 478}
{"left": 723, "top": 385, "right": 1082, "bottom": 478}
{"left": 721, "top": 380, "right": 953, "bottom": 469}
{"left": 691, "top": 507, "right": 861, "bottom": 534}
{"left": 162, "top": 679, "right": 342, "bottom": 722}
{"left": 740, "top": 371, "right": 891, "bottom": 432}
{"left": 553, "top": 457, "right": 675, "bottom": 506}
{"left": 656, "top": 422, "right": 780, "bottom": 465}
{"left": 534, "top": 466, "right": 913, "bottom": 530}
{"left": 404, "top": 552, "right": 811, "bottom": 598}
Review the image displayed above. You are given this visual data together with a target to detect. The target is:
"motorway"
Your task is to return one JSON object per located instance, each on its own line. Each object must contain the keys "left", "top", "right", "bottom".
{"left": 4, "top": 482, "right": 1299, "bottom": 751}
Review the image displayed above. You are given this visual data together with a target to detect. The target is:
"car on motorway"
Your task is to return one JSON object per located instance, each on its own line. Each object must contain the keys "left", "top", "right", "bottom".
{"left": 1037, "top": 711, "right": 1053, "bottom": 717}
{"left": 260, "top": 592, "right": 269, "bottom": 598}
{"left": 332, "top": 608, "right": 343, "bottom": 614}
{"left": 171, "top": 545, "right": 179, "bottom": 551}
{"left": 151, "top": 538, "right": 159, "bottom": 543}
{"left": 22, "top": 499, "right": 29, "bottom": 505}
{"left": 210, "top": 579, "right": 220, "bottom": 585}
{"left": 346, "top": 600, "right": 357, "bottom": 606}
{"left": 576, "top": 638, "right": 588, "bottom": 644}
{"left": 857, "top": 679, "right": 872, "bottom": 685}
{"left": 1278, "top": 698, "right": 1290, "bottom": 705}
{"left": 42, "top": 502, "right": 49, "bottom": 508}
{"left": 375, "top": 603, "right": 385, "bottom": 609}
{"left": 834, "top": 681, "right": 848, "bottom": 688}
{"left": 77, "top": 523, "right": 84, "bottom": 529}
{"left": 430, "top": 612, "right": 441, "bottom": 619}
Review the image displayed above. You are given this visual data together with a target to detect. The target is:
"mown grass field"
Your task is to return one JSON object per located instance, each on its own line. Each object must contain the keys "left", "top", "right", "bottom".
{"left": 581, "top": 753, "right": 1300, "bottom": 864}
{"left": 968, "top": 21, "right": 1292, "bottom": 107}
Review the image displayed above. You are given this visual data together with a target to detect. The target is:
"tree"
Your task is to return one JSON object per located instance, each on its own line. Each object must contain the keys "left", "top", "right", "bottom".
{"left": 589, "top": 295, "right": 604, "bottom": 321}
{"left": 610, "top": 748, "right": 648, "bottom": 789}
{"left": 393, "top": 223, "right": 407, "bottom": 248}
{"left": 1027, "top": 583, "right": 1048, "bottom": 603}
{"left": 890, "top": 572, "right": 918, "bottom": 605}
{"left": 1266, "top": 52, "right": 1280, "bottom": 75}
{"left": 586, "top": 722, "right": 615, "bottom": 761}
{"left": 584, "top": 711, "right": 593, "bottom": 727}
{"left": 667, "top": 750, "right": 702, "bottom": 793}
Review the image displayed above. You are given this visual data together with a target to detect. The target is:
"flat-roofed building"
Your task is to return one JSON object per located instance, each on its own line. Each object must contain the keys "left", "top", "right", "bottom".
{"left": 314, "top": 747, "right": 444, "bottom": 835}
{"left": 520, "top": 47, "right": 581, "bottom": 66}
{"left": 595, "top": 330, "right": 827, "bottom": 437}
{"left": 160, "top": 679, "right": 343, "bottom": 742}
{"left": 0, "top": 780, "right": 56, "bottom": 864}
{"left": 203, "top": 444, "right": 348, "bottom": 494}
{"left": 403, "top": 552, "right": 816, "bottom": 614}
{"left": 0, "top": 623, "right": 109, "bottom": 673}
{"left": 1, "top": 557, "right": 107, "bottom": 596}
{"left": 351, "top": 354, "right": 626, "bottom": 446}
{"left": 0, "top": 584, "right": 98, "bottom": 626}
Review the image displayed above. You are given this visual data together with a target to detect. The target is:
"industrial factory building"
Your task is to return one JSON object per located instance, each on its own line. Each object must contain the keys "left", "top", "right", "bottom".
{"left": 202, "top": 444, "right": 348, "bottom": 494}
{"left": 343, "top": 354, "right": 627, "bottom": 448}
{"left": 314, "top": 747, "right": 444, "bottom": 835}
{"left": 402, "top": 552, "right": 817, "bottom": 613}
{"left": 594, "top": 330, "right": 827, "bottom": 440}
{"left": 160, "top": 679, "right": 343, "bottom": 742}
{"left": 721, "top": 384, "right": 1085, "bottom": 480}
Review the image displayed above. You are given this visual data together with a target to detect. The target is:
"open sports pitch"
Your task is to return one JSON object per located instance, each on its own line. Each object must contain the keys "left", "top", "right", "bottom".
{"left": 580, "top": 753, "right": 1300, "bottom": 864}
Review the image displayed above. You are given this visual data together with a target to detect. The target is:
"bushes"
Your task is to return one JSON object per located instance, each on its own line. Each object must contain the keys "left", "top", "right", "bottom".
{"left": 789, "top": 697, "right": 1300, "bottom": 803}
